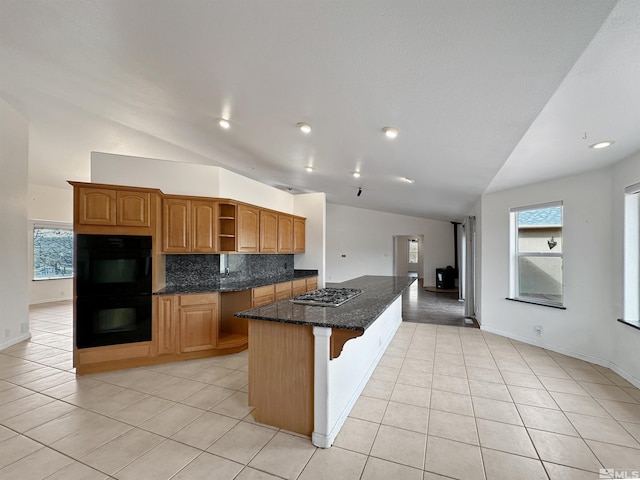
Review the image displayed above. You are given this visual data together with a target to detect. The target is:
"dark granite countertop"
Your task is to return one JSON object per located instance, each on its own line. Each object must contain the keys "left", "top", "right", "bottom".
{"left": 234, "top": 275, "right": 415, "bottom": 331}
{"left": 155, "top": 269, "right": 318, "bottom": 295}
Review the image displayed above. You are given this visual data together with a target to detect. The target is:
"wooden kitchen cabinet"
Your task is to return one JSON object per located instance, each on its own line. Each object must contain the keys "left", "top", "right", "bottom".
{"left": 260, "top": 210, "right": 278, "bottom": 253}
{"left": 78, "top": 186, "right": 151, "bottom": 228}
{"left": 155, "top": 295, "right": 178, "bottom": 355}
{"left": 179, "top": 293, "right": 218, "bottom": 353}
{"left": 237, "top": 204, "right": 259, "bottom": 253}
{"left": 293, "top": 217, "right": 306, "bottom": 253}
{"left": 218, "top": 202, "right": 237, "bottom": 252}
{"left": 292, "top": 278, "right": 307, "bottom": 297}
{"left": 306, "top": 277, "right": 318, "bottom": 292}
{"left": 253, "top": 284, "right": 276, "bottom": 307}
{"left": 278, "top": 214, "right": 294, "bottom": 253}
{"left": 275, "top": 281, "right": 292, "bottom": 300}
{"left": 162, "top": 197, "right": 216, "bottom": 253}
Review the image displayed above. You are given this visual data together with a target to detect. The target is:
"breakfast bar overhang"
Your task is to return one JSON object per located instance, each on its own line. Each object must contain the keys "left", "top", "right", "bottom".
{"left": 235, "top": 275, "right": 415, "bottom": 448}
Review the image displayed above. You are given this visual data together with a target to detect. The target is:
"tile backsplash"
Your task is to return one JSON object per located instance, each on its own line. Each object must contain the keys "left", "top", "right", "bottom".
{"left": 166, "top": 254, "right": 294, "bottom": 287}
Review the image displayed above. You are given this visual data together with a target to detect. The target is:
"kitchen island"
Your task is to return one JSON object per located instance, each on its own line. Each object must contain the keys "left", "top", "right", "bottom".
{"left": 235, "top": 275, "right": 415, "bottom": 448}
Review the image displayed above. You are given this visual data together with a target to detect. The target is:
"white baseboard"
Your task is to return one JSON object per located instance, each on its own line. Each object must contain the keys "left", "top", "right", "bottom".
{"left": 29, "top": 297, "right": 72, "bottom": 305}
{"left": 480, "top": 325, "right": 640, "bottom": 390}
{"left": 0, "top": 333, "right": 31, "bottom": 351}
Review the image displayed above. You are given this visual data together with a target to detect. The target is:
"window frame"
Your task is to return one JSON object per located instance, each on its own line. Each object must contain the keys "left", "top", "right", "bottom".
{"left": 509, "top": 201, "right": 564, "bottom": 309}
{"left": 32, "top": 221, "right": 74, "bottom": 281}
{"left": 621, "top": 182, "right": 640, "bottom": 327}
{"left": 408, "top": 238, "right": 419, "bottom": 264}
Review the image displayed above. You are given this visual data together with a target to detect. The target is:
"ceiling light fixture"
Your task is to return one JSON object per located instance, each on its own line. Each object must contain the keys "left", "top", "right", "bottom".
{"left": 297, "top": 122, "right": 312, "bottom": 134}
{"left": 383, "top": 127, "right": 399, "bottom": 139}
{"left": 218, "top": 118, "right": 230, "bottom": 129}
{"left": 357, "top": 187, "right": 362, "bottom": 197}
{"left": 305, "top": 166, "right": 313, "bottom": 172}
{"left": 352, "top": 171, "right": 361, "bottom": 178}
{"left": 402, "top": 177, "right": 415, "bottom": 184}
{"left": 589, "top": 140, "right": 614, "bottom": 149}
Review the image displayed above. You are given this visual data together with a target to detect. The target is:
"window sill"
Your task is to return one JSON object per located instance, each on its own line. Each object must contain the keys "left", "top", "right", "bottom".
{"left": 617, "top": 319, "right": 640, "bottom": 331}
{"left": 506, "top": 297, "right": 566, "bottom": 310}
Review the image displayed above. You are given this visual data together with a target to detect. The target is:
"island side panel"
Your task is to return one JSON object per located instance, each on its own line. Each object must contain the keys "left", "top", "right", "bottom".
{"left": 248, "top": 319, "right": 314, "bottom": 436}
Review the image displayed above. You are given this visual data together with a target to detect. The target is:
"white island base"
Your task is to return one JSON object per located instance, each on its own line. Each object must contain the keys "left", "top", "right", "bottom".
{"left": 247, "top": 296, "right": 402, "bottom": 448}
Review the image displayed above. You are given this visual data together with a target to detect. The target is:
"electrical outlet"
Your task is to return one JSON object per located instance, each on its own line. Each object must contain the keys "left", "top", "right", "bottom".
{"left": 535, "top": 325, "right": 543, "bottom": 336}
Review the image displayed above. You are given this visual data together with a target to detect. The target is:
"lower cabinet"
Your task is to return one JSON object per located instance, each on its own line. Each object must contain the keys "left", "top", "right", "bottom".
{"left": 156, "top": 295, "right": 178, "bottom": 355}
{"left": 253, "top": 284, "right": 275, "bottom": 307}
{"left": 292, "top": 279, "right": 307, "bottom": 297}
{"left": 179, "top": 293, "right": 218, "bottom": 353}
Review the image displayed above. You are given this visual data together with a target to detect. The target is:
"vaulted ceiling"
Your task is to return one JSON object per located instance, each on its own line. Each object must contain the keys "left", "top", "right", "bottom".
{"left": 1, "top": 0, "right": 639, "bottom": 220}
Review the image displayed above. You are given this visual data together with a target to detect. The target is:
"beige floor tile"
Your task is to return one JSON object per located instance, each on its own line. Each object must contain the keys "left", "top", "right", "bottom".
{"left": 214, "top": 370, "right": 249, "bottom": 390}
{"left": 211, "top": 391, "right": 254, "bottom": 419}
{"left": 543, "top": 462, "right": 602, "bottom": 480}
{"left": 390, "top": 382, "right": 431, "bottom": 408}
{"left": 2, "top": 400, "right": 77, "bottom": 433}
{"left": 51, "top": 415, "right": 132, "bottom": 458}
{"left": 482, "top": 447, "right": 548, "bottom": 480}
{"left": 369, "top": 424, "right": 426, "bottom": 469}
{"left": 371, "top": 365, "right": 400, "bottom": 383}
{"left": 381, "top": 401, "right": 429, "bottom": 433}
{"left": 621, "top": 421, "right": 640, "bottom": 443}
{"left": 0, "top": 392, "right": 54, "bottom": 422}
{"left": 39, "top": 377, "right": 102, "bottom": 399}
{"left": 0, "top": 435, "right": 43, "bottom": 469}
{"left": 0, "top": 426, "right": 16, "bottom": 443}
{"left": 429, "top": 389, "right": 473, "bottom": 416}
{"left": 299, "top": 446, "right": 367, "bottom": 480}
{"left": 109, "top": 395, "right": 175, "bottom": 425}
{"left": 81, "top": 427, "right": 164, "bottom": 475}
{"left": 432, "top": 373, "right": 470, "bottom": 395}
{"left": 0, "top": 446, "right": 74, "bottom": 480}
{"left": 565, "top": 368, "right": 614, "bottom": 385}
{"left": 378, "top": 353, "right": 405, "bottom": 369}
{"left": 20, "top": 370, "right": 76, "bottom": 392}
{"left": 235, "top": 467, "right": 282, "bottom": 479}
{"left": 99, "top": 368, "right": 180, "bottom": 394}
{"left": 23, "top": 408, "right": 102, "bottom": 444}
{"left": 597, "top": 399, "right": 640, "bottom": 423}
{"left": 207, "top": 421, "right": 276, "bottom": 463}
{"left": 116, "top": 439, "right": 201, "bottom": 480}
{"left": 360, "top": 456, "right": 422, "bottom": 480}
{"left": 180, "top": 384, "right": 235, "bottom": 410}
{"left": 579, "top": 382, "right": 638, "bottom": 403}
{"left": 433, "top": 363, "right": 467, "bottom": 379}
{"left": 586, "top": 439, "right": 640, "bottom": 472}
{"left": 528, "top": 364, "right": 572, "bottom": 379}
{"left": 151, "top": 378, "right": 208, "bottom": 402}
{"left": 362, "top": 378, "right": 395, "bottom": 400}
{"left": 537, "top": 375, "right": 589, "bottom": 396}
{"left": 248, "top": 432, "right": 317, "bottom": 480}
{"left": 550, "top": 391, "right": 613, "bottom": 418}
{"left": 401, "top": 358, "right": 434, "bottom": 373}
{"left": 466, "top": 366, "right": 504, "bottom": 384}
{"left": 424, "top": 435, "right": 484, "bottom": 480}
{"left": 472, "top": 396, "right": 522, "bottom": 425}
{"left": 428, "top": 409, "right": 478, "bottom": 445}
{"left": 172, "top": 452, "right": 243, "bottom": 480}
{"left": 349, "top": 395, "right": 388, "bottom": 423}
{"left": 516, "top": 404, "right": 578, "bottom": 436}
{"left": 333, "top": 417, "right": 380, "bottom": 454}
{"left": 0, "top": 385, "right": 33, "bottom": 405}
{"left": 566, "top": 412, "right": 639, "bottom": 447}
{"left": 501, "top": 370, "right": 544, "bottom": 389}
{"left": 140, "top": 403, "right": 204, "bottom": 437}
{"left": 44, "top": 460, "right": 110, "bottom": 480}
{"left": 528, "top": 429, "right": 603, "bottom": 472}
{"left": 396, "top": 370, "right": 432, "bottom": 389}
{"left": 171, "top": 411, "right": 239, "bottom": 450}
{"left": 476, "top": 418, "right": 537, "bottom": 458}
{"left": 469, "top": 379, "right": 512, "bottom": 402}
{"left": 508, "top": 385, "right": 558, "bottom": 409}
{"left": 624, "top": 387, "right": 640, "bottom": 403}
{"left": 87, "top": 388, "right": 148, "bottom": 416}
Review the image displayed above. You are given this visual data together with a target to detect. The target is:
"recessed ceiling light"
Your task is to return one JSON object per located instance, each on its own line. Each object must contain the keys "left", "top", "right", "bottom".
{"left": 589, "top": 140, "right": 614, "bottom": 149}
{"left": 402, "top": 177, "right": 415, "bottom": 183}
{"left": 383, "top": 127, "right": 399, "bottom": 139}
{"left": 305, "top": 166, "right": 313, "bottom": 172}
{"left": 297, "top": 122, "right": 312, "bottom": 134}
{"left": 218, "top": 118, "right": 230, "bottom": 129}
{"left": 352, "top": 171, "right": 361, "bottom": 178}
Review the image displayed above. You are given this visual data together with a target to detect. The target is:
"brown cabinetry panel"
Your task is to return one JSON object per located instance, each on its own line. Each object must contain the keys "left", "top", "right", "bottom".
{"left": 293, "top": 217, "right": 306, "bottom": 253}
{"left": 179, "top": 294, "right": 218, "bottom": 353}
{"left": 237, "top": 204, "right": 259, "bottom": 253}
{"left": 259, "top": 210, "right": 278, "bottom": 253}
{"left": 117, "top": 191, "right": 150, "bottom": 227}
{"left": 218, "top": 202, "right": 237, "bottom": 252}
{"left": 292, "top": 278, "right": 307, "bottom": 297}
{"left": 275, "top": 281, "right": 292, "bottom": 300}
{"left": 163, "top": 198, "right": 190, "bottom": 253}
{"left": 155, "top": 295, "right": 178, "bottom": 355}
{"left": 191, "top": 201, "right": 216, "bottom": 253}
{"left": 306, "top": 277, "right": 318, "bottom": 292}
{"left": 277, "top": 214, "right": 294, "bottom": 253}
{"left": 253, "top": 284, "right": 275, "bottom": 307}
{"left": 78, "top": 187, "right": 117, "bottom": 225}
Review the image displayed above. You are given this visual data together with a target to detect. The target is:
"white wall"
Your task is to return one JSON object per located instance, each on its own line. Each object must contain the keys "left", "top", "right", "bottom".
{"left": 294, "top": 193, "right": 326, "bottom": 287}
{"left": 28, "top": 183, "right": 74, "bottom": 304}
{"left": 0, "top": 98, "right": 30, "bottom": 349}
{"left": 218, "top": 169, "right": 293, "bottom": 213}
{"left": 326, "top": 203, "right": 453, "bottom": 283}
{"left": 479, "top": 167, "right": 626, "bottom": 376}
{"left": 610, "top": 151, "right": 640, "bottom": 383}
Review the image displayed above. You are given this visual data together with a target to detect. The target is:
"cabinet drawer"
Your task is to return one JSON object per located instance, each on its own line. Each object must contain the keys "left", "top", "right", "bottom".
{"left": 275, "top": 281, "right": 292, "bottom": 300}
{"left": 306, "top": 277, "right": 318, "bottom": 292}
{"left": 179, "top": 293, "right": 218, "bottom": 306}
{"left": 253, "top": 285, "right": 275, "bottom": 298}
{"left": 292, "top": 279, "right": 306, "bottom": 296}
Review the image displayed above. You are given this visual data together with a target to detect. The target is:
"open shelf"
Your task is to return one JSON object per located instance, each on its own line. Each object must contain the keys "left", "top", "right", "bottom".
{"left": 217, "top": 332, "right": 248, "bottom": 349}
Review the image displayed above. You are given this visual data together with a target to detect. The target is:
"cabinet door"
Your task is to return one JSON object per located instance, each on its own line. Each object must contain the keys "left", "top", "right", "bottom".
{"left": 78, "top": 187, "right": 116, "bottom": 225}
{"left": 305, "top": 277, "right": 317, "bottom": 292}
{"left": 155, "top": 296, "right": 178, "bottom": 355}
{"left": 259, "top": 210, "right": 278, "bottom": 253}
{"left": 179, "top": 304, "right": 218, "bottom": 352}
{"left": 237, "top": 204, "right": 259, "bottom": 253}
{"left": 191, "top": 201, "right": 216, "bottom": 253}
{"left": 117, "top": 191, "right": 150, "bottom": 227}
{"left": 277, "top": 214, "right": 294, "bottom": 253}
{"left": 163, "top": 198, "right": 190, "bottom": 253}
{"left": 275, "top": 281, "right": 292, "bottom": 301}
{"left": 293, "top": 217, "right": 306, "bottom": 253}
{"left": 292, "top": 279, "right": 306, "bottom": 297}
{"left": 252, "top": 285, "right": 275, "bottom": 307}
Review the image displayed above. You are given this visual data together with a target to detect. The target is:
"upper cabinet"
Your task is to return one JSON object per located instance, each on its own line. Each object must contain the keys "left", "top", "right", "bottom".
{"left": 163, "top": 197, "right": 216, "bottom": 253}
{"left": 293, "top": 217, "right": 306, "bottom": 253}
{"left": 78, "top": 186, "right": 150, "bottom": 227}
{"left": 218, "top": 202, "right": 237, "bottom": 253}
{"left": 237, "top": 204, "right": 259, "bottom": 253}
{"left": 259, "top": 210, "right": 278, "bottom": 253}
{"left": 277, "top": 214, "right": 294, "bottom": 253}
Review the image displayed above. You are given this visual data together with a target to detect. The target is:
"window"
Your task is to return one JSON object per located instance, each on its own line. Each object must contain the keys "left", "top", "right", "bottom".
{"left": 408, "top": 239, "right": 419, "bottom": 264}
{"left": 33, "top": 224, "right": 73, "bottom": 280}
{"left": 510, "top": 202, "right": 563, "bottom": 307}
{"left": 623, "top": 183, "right": 640, "bottom": 324}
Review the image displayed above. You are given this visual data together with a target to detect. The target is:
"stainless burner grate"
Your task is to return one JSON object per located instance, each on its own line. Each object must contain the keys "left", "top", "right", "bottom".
{"left": 291, "top": 288, "right": 362, "bottom": 307}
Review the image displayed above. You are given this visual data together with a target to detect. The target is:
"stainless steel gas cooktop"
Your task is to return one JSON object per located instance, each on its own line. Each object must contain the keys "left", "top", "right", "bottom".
{"left": 291, "top": 288, "right": 363, "bottom": 307}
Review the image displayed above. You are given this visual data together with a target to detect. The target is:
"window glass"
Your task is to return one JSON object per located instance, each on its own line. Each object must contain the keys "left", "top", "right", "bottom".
{"left": 512, "top": 204, "right": 563, "bottom": 306}
{"left": 33, "top": 226, "right": 73, "bottom": 280}
{"left": 409, "top": 239, "right": 419, "bottom": 264}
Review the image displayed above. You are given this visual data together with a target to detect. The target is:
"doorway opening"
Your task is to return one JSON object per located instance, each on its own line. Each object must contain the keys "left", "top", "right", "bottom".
{"left": 393, "top": 235, "right": 424, "bottom": 279}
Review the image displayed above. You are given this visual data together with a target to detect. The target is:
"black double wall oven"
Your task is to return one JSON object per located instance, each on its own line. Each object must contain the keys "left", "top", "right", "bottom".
{"left": 75, "top": 234, "right": 152, "bottom": 349}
